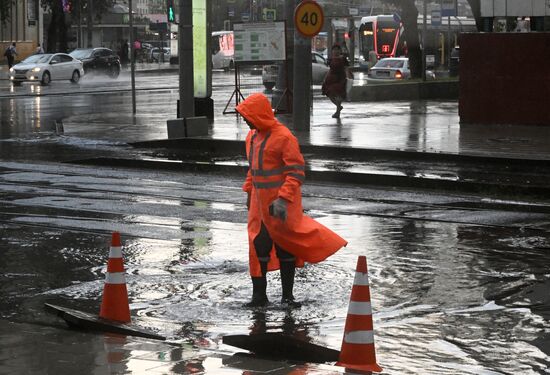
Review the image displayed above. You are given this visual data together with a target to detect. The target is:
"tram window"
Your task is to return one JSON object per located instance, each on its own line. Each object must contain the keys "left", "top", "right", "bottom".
{"left": 360, "top": 23, "right": 374, "bottom": 51}
{"left": 377, "top": 21, "right": 398, "bottom": 51}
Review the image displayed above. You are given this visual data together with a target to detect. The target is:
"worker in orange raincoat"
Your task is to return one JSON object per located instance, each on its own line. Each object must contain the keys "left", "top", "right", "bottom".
{"left": 236, "top": 93, "right": 348, "bottom": 307}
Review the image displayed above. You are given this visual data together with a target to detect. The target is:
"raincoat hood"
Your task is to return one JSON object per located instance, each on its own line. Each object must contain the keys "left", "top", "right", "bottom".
{"left": 236, "top": 93, "right": 278, "bottom": 132}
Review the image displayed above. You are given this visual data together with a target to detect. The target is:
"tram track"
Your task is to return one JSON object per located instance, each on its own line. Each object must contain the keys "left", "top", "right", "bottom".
{"left": 1, "top": 161, "right": 549, "bottom": 234}
{"left": 0, "top": 183, "right": 548, "bottom": 235}
{"left": 1, "top": 168, "right": 549, "bottom": 215}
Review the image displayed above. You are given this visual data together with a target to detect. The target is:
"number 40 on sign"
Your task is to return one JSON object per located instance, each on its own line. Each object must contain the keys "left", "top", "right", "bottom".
{"left": 294, "top": 0, "right": 324, "bottom": 38}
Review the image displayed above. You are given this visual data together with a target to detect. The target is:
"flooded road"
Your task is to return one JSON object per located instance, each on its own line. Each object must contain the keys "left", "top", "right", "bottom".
{"left": 0, "top": 161, "right": 549, "bottom": 374}
{"left": 1, "top": 71, "right": 550, "bottom": 373}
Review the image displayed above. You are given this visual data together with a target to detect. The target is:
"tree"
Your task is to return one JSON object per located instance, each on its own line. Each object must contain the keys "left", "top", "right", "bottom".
{"left": 0, "top": 0, "right": 14, "bottom": 23}
{"left": 465, "top": 0, "right": 482, "bottom": 31}
{"left": 381, "top": 0, "right": 482, "bottom": 78}
{"left": 382, "top": 0, "right": 423, "bottom": 78}
{"left": 40, "top": 0, "right": 114, "bottom": 52}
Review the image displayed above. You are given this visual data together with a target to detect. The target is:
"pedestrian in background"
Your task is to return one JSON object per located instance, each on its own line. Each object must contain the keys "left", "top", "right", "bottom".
{"left": 4, "top": 42, "right": 17, "bottom": 69}
{"left": 237, "top": 93, "right": 347, "bottom": 308}
{"left": 120, "top": 40, "right": 129, "bottom": 68}
{"left": 35, "top": 43, "right": 44, "bottom": 54}
{"left": 322, "top": 44, "right": 353, "bottom": 119}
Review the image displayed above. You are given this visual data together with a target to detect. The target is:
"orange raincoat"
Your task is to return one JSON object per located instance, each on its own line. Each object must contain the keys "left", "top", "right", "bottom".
{"left": 236, "top": 93, "right": 347, "bottom": 277}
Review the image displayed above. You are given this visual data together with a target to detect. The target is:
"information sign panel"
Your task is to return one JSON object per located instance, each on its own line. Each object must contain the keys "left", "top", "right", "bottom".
{"left": 441, "top": 0, "right": 456, "bottom": 17}
{"left": 431, "top": 10, "right": 442, "bottom": 26}
{"left": 233, "top": 22, "right": 286, "bottom": 63}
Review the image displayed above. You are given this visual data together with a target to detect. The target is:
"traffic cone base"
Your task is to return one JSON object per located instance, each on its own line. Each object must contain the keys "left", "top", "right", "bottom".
{"left": 99, "top": 232, "right": 131, "bottom": 323}
{"left": 337, "top": 256, "right": 382, "bottom": 373}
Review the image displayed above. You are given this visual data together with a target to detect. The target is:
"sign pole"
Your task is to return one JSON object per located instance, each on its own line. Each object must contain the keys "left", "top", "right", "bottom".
{"left": 293, "top": 0, "right": 312, "bottom": 131}
{"left": 293, "top": 0, "right": 324, "bottom": 132}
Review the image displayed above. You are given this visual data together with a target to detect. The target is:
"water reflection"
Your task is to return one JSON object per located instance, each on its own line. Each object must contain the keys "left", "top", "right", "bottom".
{"left": 100, "top": 334, "right": 130, "bottom": 374}
{"left": 406, "top": 101, "right": 427, "bottom": 153}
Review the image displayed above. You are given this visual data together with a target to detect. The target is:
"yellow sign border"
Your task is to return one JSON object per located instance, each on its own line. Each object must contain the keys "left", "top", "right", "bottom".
{"left": 294, "top": 0, "right": 324, "bottom": 38}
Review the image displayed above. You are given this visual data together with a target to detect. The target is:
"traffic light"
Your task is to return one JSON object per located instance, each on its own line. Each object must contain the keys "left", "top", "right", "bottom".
{"left": 167, "top": 0, "right": 176, "bottom": 23}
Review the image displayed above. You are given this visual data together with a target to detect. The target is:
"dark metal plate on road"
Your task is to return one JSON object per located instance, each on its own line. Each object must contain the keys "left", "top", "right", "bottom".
{"left": 44, "top": 303, "right": 166, "bottom": 341}
{"left": 222, "top": 333, "right": 340, "bottom": 363}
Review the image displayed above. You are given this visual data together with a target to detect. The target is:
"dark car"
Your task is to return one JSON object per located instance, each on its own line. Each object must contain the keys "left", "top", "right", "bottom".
{"left": 69, "top": 48, "right": 121, "bottom": 78}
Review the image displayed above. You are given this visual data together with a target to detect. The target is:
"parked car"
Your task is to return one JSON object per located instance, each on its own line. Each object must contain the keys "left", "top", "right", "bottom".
{"left": 9, "top": 53, "right": 84, "bottom": 86}
{"left": 367, "top": 57, "right": 435, "bottom": 82}
{"left": 262, "top": 52, "right": 329, "bottom": 90}
{"left": 151, "top": 47, "right": 170, "bottom": 63}
{"left": 69, "top": 48, "right": 121, "bottom": 78}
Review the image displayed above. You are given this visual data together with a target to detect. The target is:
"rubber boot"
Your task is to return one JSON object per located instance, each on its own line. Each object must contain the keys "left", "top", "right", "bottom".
{"left": 280, "top": 261, "right": 301, "bottom": 308}
{"left": 245, "top": 262, "right": 268, "bottom": 307}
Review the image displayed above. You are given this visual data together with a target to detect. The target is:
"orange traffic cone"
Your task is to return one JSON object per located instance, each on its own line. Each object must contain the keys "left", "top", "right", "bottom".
{"left": 99, "top": 232, "right": 131, "bottom": 323}
{"left": 336, "top": 255, "right": 382, "bottom": 373}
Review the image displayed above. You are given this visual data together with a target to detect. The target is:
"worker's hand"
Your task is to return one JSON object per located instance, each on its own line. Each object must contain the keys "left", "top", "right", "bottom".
{"left": 246, "top": 193, "right": 251, "bottom": 210}
{"left": 270, "top": 198, "right": 288, "bottom": 221}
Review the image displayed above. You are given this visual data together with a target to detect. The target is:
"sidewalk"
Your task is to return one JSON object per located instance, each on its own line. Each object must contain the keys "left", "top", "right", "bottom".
{"left": 189, "top": 98, "right": 550, "bottom": 161}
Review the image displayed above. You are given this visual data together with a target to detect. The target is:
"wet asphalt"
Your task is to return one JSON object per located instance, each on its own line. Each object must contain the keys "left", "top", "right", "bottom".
{"left": 0, "top": 71, "right": 549, "bottom": 374}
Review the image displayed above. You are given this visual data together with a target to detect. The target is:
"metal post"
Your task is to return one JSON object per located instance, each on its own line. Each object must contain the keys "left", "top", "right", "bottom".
{"left": 22, "top": 0, "right": 26, "bottom": 41}
{"left": 129, "top": 0, "right": 136, "bottom": 114}
{"left": 422, "top": 0, "right": 427, "bottom": 81}
{"left": 78, "top": 2, "right": 82, "bottom": 48}
{"left": 87, "top": 0, "right": 93, "bottom": 47}
{"left": 292, "top": 0, "right": 312, "bottom": 131}
{"left": 179, "top": 0, "right": 194, "bottom": 118}
{"left": 447, "top": 15, "right": 451, "bottom": 68}
{"left": 348, "top": 17, "right": 355, "bottom": 66}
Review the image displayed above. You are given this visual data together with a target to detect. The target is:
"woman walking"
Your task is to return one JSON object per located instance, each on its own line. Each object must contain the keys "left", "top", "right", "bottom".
{"left": 322, "top": 44, "right": 352, "bottom": 119}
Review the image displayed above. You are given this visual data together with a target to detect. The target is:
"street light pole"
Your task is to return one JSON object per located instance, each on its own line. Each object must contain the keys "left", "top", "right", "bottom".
{"left": 422, "top": 0, "right": 427, "bottom": 81}
{"left": 87, "top": 0, "right": 93, "bottom": 47}
{"left": 129, "top": 0, "right": 136, "bottom": 114}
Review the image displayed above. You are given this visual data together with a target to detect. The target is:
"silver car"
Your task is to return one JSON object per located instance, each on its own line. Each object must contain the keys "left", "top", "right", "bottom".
{"left": 367, "top": 57, "right": 411, "bottom": 81}
{"left": 151, "top": 47, "right": 170, "bottom": 63}
{"left": 367, "top": 57, "right": 435, "bottom": 82}
{"left": 262, "top": 52, "right": 329, "bottom": 90}
{"left": 9, "top": 53, "right": 84, "bottom": 86}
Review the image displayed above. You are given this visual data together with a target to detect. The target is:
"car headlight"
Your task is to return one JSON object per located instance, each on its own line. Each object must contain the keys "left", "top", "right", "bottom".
{"left": 32, "top": 67, "right": 41, "bottom": 72}
{"left": 9, "top": 68, "right": 14, "bottom": 72}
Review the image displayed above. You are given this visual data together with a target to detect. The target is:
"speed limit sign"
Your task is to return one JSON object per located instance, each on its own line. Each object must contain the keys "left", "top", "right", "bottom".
{"left": 294, "top": 0, "right": 324, "bottom": 38}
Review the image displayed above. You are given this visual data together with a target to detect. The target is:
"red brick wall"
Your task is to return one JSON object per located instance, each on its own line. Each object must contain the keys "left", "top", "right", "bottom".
{"left": 459, "top": 33, "right": 550, "bottom": 126}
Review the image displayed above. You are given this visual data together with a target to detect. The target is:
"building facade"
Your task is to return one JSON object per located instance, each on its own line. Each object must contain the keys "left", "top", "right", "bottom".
{"left": 1, "top": 0, "right": 44, "bottom": 62}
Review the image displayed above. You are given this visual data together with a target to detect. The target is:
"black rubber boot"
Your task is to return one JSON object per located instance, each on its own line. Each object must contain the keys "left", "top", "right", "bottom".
{"left": 280, "top": 261, "right": 301, "bottom": 308}
{"left": 245, "top": 277, "right": 268, "bottom": 307}
{"left": 245, "top": 262, "right": 269, "bottom": 307}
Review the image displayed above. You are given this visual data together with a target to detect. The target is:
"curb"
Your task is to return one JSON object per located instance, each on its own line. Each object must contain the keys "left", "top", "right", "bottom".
{"left": 129, "top": 138, "right": 550, "bottom": 165}
{"left": 67, "top": 157, "right": 550, "bottom": 200}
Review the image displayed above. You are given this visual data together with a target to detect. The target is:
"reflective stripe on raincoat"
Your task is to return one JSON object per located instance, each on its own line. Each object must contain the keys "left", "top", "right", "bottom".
{"left": 236, "top": 93, "right": 347, "bottom": 277}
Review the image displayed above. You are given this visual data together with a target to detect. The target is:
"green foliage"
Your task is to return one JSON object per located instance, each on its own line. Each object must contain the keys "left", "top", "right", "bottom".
{"left": 0, "top": 0, "right": 14, "bottom": 23}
